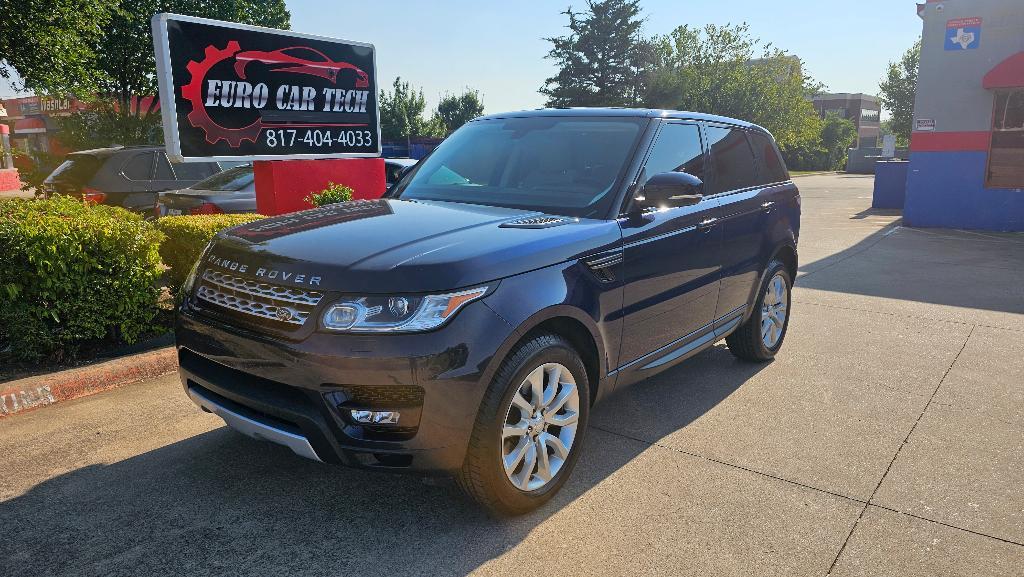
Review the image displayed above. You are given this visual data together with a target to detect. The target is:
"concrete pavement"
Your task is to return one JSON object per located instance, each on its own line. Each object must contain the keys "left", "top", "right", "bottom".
{"left": 1, "top": 174, "right": 1022, "bottom": 576}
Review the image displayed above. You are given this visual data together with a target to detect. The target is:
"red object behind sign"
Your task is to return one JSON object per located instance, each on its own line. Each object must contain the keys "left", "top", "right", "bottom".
{"left": 252, "top": 158, "right": 386, "bottom": 215}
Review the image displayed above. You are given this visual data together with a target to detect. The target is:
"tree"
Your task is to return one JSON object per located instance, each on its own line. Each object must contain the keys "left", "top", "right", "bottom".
{"left": 435, "top": 89, "right": 485, "bottom": 133}
{"left": 820, "top": 114, "right": 858, "bottom": 170}
{"left": 642, "top": 23, "right": 821, "bottom": 151}
{"left": 379, "top": 77, "right": 445, "bottom": 141}
{"left": 0, "top": 0, "right": 113, "bottom": 95}
{"left": 878, "top": 39, "right": 920, "bottom": 146}
{"left": 1, "top": 0, "right": 289, "bottom": 150}
{"left": 90, "top": 0, "right": 290, "bottom": 118}
{"left": 540, "top": 0, "right": 654, "bottom": 107}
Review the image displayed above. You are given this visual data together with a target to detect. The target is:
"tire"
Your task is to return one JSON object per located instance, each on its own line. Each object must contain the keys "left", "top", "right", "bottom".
{"left": 726, "top": 259, "right": 792, "bottom": 362}
{"left": 457, "top": 333, "right": 590, "bottom": 516}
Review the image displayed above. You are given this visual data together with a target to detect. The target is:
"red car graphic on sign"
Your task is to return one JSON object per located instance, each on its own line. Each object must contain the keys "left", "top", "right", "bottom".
{"left": 233, "top": 46, "right": 369, "bottom": 87}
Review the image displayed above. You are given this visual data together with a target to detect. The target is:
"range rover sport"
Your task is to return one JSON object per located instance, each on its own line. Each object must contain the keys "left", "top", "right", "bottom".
{"left": 175, "top": 108, "right": 800, "bottom": 515}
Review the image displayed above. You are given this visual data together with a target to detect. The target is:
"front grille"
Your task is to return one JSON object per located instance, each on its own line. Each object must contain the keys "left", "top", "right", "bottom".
{"left": 195, "top": 269, "right": 324, "bottom": 327}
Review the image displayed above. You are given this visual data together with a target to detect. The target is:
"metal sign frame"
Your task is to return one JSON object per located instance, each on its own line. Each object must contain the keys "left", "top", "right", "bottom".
{"left": 152, "top": 13, "right": 381, "bottom": 162}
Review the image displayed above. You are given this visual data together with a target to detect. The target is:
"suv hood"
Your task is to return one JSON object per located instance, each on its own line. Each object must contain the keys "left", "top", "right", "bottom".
{"left": 204, "top": 199, "right": 621, "bottom": 293}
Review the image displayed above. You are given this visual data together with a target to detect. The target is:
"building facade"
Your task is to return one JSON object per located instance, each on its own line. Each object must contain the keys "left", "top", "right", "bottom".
{"left": 905, "top": 0, "right": 1024, "bottom": 231}
{"left": 812, "top": 93, "right": 882, "bottom": 148}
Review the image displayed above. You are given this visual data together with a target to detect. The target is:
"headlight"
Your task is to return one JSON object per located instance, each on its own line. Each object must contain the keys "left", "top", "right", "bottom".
{"left": 321, "top": 286, "right": 489, "bottom": 333}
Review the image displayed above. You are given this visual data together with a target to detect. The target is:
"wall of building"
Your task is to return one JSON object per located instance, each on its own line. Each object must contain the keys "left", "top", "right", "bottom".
{"left": 812, "top": 93, "right": 882, "bottom": 148}
{"left": 905, "top": 0, "right": 1024, "bottom": 231}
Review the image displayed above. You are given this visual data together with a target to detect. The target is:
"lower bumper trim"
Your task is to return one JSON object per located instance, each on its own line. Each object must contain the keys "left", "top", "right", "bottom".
{"left": 187, "top": 386, "right": 322, "bottom": 462}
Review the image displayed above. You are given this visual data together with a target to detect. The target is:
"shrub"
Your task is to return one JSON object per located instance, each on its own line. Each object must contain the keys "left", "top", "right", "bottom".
{"left": 0, "top": 197, "right": 165, "bottom": 362}
{"left": 155, "top": 213, "right": 265, "bottom": 293}
{"left": 305, "top": 182, "right": 353, "bottom": 207}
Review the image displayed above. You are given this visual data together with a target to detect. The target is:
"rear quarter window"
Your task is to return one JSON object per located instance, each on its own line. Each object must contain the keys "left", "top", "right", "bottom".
{"left": 45, "top": 155, "right": 103, "bottom": 185}
{"left": 748, "top": 132, "right": 790, "bottom": 184}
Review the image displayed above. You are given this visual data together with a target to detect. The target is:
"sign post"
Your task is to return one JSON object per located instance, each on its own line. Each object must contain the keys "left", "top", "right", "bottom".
{"left": 151, "top": 14, "right": 385, "bottom": 214}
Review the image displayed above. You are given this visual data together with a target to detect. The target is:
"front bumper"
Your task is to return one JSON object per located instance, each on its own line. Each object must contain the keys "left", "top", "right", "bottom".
{"left": 175, "top": 298, "right": 515, "bottom": 473}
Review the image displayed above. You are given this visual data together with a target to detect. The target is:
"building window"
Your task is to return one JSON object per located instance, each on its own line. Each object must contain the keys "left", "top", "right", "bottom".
{"left": 987, "top": 90, "right": 1024, "bottom": 189}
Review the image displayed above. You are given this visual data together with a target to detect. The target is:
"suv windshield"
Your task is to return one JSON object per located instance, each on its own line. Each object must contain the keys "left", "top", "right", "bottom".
{"left": 393, "top": 116, "right": 645, "bottom": 218}
{"left": 189, "top": 165, "right": 254, "bottom": 192}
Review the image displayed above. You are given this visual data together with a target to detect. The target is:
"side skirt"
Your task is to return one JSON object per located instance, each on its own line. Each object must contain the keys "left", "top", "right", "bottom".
{"left": 609, "top": 305, "right": 747, "bottom": 390}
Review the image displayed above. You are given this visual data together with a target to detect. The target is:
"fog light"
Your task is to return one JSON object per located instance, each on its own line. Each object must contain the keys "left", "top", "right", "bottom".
{"left": 350, "top": 409, "right": 400, "bottom": 424}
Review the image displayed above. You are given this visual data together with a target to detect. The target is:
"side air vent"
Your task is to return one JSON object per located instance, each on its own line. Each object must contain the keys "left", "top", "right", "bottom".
{"left": 500, "top": 216, "right": 576, "bottom": 229}
{"left": 583, "top": 249, "right": 624, "bottom": 282}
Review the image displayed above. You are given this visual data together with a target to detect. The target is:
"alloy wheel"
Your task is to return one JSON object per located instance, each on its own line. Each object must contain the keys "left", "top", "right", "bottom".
{"left": 500, "top": 362, "right": 580, "bottom": 492}
{"left": 760, "top": 272, "right": 789, "bottom": 349}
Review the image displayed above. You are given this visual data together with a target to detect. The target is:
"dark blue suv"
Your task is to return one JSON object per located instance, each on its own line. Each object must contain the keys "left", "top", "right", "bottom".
{"left": 175, "top": 108, "right": 800, "bottom": 514}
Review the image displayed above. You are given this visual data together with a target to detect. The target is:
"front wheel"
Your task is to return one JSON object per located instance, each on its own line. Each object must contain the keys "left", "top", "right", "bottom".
{"left": 726, "top": 259, "right": 792, "bottom": 361}
{"left": 457, "top": 334, "right": 590, "bottom": 516}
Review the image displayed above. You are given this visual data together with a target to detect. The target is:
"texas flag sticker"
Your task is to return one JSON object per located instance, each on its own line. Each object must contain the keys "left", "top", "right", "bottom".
{"left": 945, "top": 17, "right": 982, "bottom": 51}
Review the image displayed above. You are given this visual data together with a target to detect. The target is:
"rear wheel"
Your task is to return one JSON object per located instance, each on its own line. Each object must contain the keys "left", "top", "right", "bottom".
{"left": 458, "top": 334, "right": 590, "bottom": 515}
{"left": 726, "top": 259, "right": 792, "bottom": 361}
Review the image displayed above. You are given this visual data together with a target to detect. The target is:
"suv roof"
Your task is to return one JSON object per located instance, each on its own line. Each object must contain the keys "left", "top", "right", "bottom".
{"left": 69, "top": 145, "right": 165, "bottom": 158}
{"left": 473, "top": 107, "right": 767, "bottom": 134}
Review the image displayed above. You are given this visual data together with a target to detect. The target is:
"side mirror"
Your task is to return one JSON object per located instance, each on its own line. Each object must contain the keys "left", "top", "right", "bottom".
{"left": 634, "top": 172, "right": 704, "bottom": 212}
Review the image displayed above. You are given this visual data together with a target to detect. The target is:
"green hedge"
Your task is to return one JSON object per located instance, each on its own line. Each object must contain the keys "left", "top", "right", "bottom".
{"left": 0, "top": 197, "right": 165, "bottom": 361}
{"left": 155, "top": 214, "right": 265, "bottom": 292}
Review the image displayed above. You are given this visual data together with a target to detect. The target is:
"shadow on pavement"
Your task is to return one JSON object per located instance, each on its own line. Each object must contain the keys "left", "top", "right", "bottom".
{"left": 798, "top": 219, "right": 1024, "bottom": 317}
{"left": 1, "top": 345, "right": 765, "bottom": 577}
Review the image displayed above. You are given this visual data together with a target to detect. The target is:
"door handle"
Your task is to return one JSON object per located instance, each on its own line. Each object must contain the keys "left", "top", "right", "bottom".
{"left": 697, "top": 217, "right": 718, "bottom": 231}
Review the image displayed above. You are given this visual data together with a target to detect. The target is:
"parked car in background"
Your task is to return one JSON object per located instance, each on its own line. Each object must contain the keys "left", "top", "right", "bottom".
{"left": 157, "top": 164, "right": 256, "bottom": 216}
{"left": 42, "top": 146, "right": 234, "bottom": 214}
{"left": 384, "top": 158, "right": 417, "bottom": 188}
{"left": 156, "top": 158, "right": 417, "bottom": 216}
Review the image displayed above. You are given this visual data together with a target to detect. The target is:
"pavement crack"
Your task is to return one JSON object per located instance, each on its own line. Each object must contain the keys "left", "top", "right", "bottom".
{"left": 866, "top": 504, "right": 1024, "bottom": 548}
{"left": 825, "top": 324, "right": 978, "bottom": 575}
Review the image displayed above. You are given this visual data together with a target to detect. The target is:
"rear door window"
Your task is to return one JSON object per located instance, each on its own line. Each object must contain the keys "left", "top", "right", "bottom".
{"left": 705, "top": 126, "right": 757, "bottom": 194}
{"left": 121, "top": 152, "right": 154, "bottom": 181}
{"left": 154, "top": 153, "right": 175, "bottom": 180}
{"left": 190, "top": 166, "right": 254, "bottom": 192}
{"left": 748, "top": 132, "right": 789, "bottom": 185}
{"left": 641, "top": 122, "right": 705, "bottom": 185}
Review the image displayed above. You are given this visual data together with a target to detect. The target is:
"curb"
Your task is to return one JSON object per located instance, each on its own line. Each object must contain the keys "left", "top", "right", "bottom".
{"left": 0, "top": 346, "right": 178, "bottom": 418}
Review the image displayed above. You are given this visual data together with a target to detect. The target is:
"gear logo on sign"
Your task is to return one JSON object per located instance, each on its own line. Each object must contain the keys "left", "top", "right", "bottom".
{"left": 180, "top": 41, "right": 371, "bottom": 147}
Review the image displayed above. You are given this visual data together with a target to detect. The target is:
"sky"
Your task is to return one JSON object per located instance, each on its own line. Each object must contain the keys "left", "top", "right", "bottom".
{"left": 2, "top": 0, "right": 924, "bottom": 112}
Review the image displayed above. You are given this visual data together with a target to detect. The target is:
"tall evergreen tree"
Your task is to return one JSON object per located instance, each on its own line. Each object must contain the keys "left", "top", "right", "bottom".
{"left": 540, "top": 0, "right": 652, "bottom": 107}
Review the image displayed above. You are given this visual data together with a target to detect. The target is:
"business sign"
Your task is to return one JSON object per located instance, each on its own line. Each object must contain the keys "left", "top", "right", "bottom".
{"left": 152, "top": 14, "right": 380, "bottom": 162}
{"left": 39, "top": 97, "right": 73, "bottom": 114}
{"left": 945, "top": 17, "right": 982, "bottom": 51}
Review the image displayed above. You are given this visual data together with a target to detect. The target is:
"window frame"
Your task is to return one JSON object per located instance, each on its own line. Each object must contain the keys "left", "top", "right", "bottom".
{"left": 986, "top": 88, "right": 1024, "bottom": 190}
